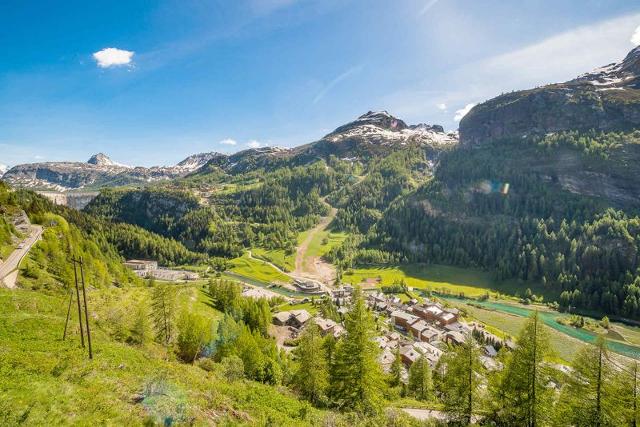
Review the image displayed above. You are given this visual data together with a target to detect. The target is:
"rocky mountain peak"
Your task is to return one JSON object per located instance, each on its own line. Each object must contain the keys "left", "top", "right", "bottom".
{"left": 334, "top": 111, "right": 408, "bottom": 134}
{"left": 87, "top": 153, "right": 120, "bottom": 167}
{"left": 176, "top": 152, "right": 225, "bottom": 172}
{"left": 620, "top": 45, "right": 640, "bottom": 74}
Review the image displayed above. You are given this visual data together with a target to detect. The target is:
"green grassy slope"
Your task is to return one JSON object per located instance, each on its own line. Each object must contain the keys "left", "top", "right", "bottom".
{"left": 0, "top": 286, "right": 338, "bottom": 426}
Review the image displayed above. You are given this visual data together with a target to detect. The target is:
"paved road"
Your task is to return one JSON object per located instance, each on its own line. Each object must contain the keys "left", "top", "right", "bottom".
{"left": 0, "top": 225, "right": 43, "bottom": 288}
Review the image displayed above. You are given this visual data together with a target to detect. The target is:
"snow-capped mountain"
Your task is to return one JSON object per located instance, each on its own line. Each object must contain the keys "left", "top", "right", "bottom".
{"left": 0, "top": 164, "right": 7, "bottom": 178}
{"left": 1, "top": 153, "right": 223, "bottom": 191}
{"left": 87, "top": 153, "right": 132, "bottom": 169}
{"left": 293, "top": 111, "right": 458, "bottom": 162}
{"left": 175, "top": 152, "right": 226, "bottom": 172}
{"left": 2, "top": 111, "right": 458, "bottom": 189}
{"left": 326, "top": 111, "right": 457, "bottom": 146}
{"left": 572, "top": 46, "right": 640, "bottom": 90}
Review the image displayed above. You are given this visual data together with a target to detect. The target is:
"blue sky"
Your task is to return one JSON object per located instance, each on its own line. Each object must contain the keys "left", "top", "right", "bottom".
{"left": 1, "top": 0, "right": 640, "bottom": 167}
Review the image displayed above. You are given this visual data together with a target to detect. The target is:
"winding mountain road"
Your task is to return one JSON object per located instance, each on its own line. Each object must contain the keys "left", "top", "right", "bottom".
{"left": 0, "top": 225, "right": 43, "bottom": 288}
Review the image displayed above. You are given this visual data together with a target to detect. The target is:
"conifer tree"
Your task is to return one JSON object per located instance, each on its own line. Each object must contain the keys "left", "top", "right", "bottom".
{"left": 492, "top": 311, "right": 553, "bottom": 426}
{"left": 329, "top": 287, "right": 385, "bottom": 415}
{"left": 622, "top": 361, "right": 640, "bottom": 427}
{"left": 150, "top": 283, "right": 176, "bottom": 348}
{"left": 557, "top": 336, "right": 622, "bottom": 426}
{"left": 408, "top": 356, "right": 433, "bottom": 401}
{"left": 130, "top": 301, "right": 151, "bottom": 345}
{"left": 292, "top": 323, "right": 329, "bottom": 405}
{"left": 389, "top": 346, "right": 403, "bottom": 388}
{"left": 438, "top": 335, "right": 482, "bottom": 425}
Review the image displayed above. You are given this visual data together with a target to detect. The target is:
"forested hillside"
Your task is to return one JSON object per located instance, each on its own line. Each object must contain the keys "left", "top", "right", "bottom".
{"left": 360, "top": 132, "right": 640, "bottom": 317}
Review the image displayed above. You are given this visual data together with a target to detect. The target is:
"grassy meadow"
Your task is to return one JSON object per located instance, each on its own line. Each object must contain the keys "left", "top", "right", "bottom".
{"left": 229, "top": 252, "right": 291, "bottom": 284}
{"left": 0, "top": 285, "right": 337, "bottom": 425}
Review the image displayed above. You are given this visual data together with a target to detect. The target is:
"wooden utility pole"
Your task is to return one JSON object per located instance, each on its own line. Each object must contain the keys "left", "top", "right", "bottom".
{"left": 62, "top": 290, "right": 73, "bottom": 340}
{"left": 72, "top": 258, "right": 85, "bottom": 348}
{"left": 78, "top": 257, "right": 93, "bottom": 359}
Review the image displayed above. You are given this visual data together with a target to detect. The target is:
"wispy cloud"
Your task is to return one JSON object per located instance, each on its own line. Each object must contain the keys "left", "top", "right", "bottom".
{"left": 382, "top": 12, "right": 640, "bottom": 128}
{"left": 219, "top": 138, "right": 237, "bottom": 146}
{"left": 419, "top": 0, "right": 440, "bottom": 16}
{"left": 249, "top": 0, "right": 298, "bottom": 14}
{"left": 93, "top": 47, "right": 134, "bottom": 68}
{"left": 454, "top": 103, "right": 475, "bottom": 121}
{"left": 436, "top": 103, "right": 447, "bottom": 111}
{"left": 632, "top": 25, "right": 640, "bottom": 46}
{"left": 313, "top": 65, "right": 364, "bottom": 104}
{"left": 247, "top": 140, "right": 261, "bottom": 148}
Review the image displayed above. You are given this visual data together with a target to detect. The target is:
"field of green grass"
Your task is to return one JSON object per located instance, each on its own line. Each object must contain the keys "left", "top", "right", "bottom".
{"left": 0, "top": 285, "right": 337, "bottom": 425}
{"left": 344, "top": 263, "right": 553, "bottom": 300}
{"left": 229, "top": 252, "right": 291, "bottom": 284}
{"left": 251, "top": 247, "right": 295, "bottom": 272}
{"left": 447, "top": 300, "right": 586, "bottom": 363}
{"left": 306, "top": 230, "right": 348, "bottom": 260}
{"left": 276, "top": 301, "right": 318, "bottom": 314}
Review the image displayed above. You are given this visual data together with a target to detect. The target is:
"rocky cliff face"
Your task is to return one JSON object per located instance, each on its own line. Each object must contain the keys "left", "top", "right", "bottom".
{"left": 460, "top": 47, "right": 640, "bottom": 146}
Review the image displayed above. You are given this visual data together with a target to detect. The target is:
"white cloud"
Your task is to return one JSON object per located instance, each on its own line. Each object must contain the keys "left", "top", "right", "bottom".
{"left": 247, "top": 140, "right": 261, "bottom": 148}
{"left": 0, "top": 164, "right": 7, "bottom": 176}
{"left": 93, "top": 47, "right": 134, "bottom": 68}
{"left": 419, "top": 0, "right": 440, "bottom": 16}
{"left": 632, "top": 25, "right": 640, "bottom": 46}
{"left": 313, "top": 65, "right": 364, "bottom": 104}
{"left": 219, "top": 138, "right": 237, "bottom": 146}
{"left": 454, "top": 103, "right": 475, "bottom": 122}
{"left": 436, "top": 103, "right": 447, "bottom": 111}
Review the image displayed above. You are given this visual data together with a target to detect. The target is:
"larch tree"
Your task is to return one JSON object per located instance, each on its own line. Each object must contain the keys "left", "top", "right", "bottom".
{"left": 292, "top": 323, "right": 329, "bottom": 406}
{"left": 329, "top": 287, "right": 385, "bottom": 415}
{"left": 150, "top": 283, "right": 176, "bottom": 348}
{"left": 438, "top": 334, "right": 483, "bottom": 425}
{"left": 389, "top": 346, "right": 403, "bottom": 389}
{"left": 408, "top": 356, "right": 433, "bottom": 401}
{"left": 492, "top": 311, "right": 553, "bottom": 426}
{"left": 621, "top": 361, "right": 640, "bottom": 427}
{"left": 556, "top": 336, "right": 623, "bottom": 427}
{"left": 130, "top": 300, "right": 152, "bottom": 345}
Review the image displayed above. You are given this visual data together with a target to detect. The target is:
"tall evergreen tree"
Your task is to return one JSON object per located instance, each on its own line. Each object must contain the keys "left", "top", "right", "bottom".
{"left": 491, "top": 311, "right": 553, "bottom": 426}
{"left": 621, "top": 361, "right": 640, "bottom": 427}
{"left": 329, "top": 287, "right": 385, "bottom": 415}
{"left": 438, "top": 335, "right": 483, "bottom": 425}
{"left": 150, "top": 283, "right": 176, "bottom": 348}
{"left": 292, "top": 323, "right": 329, "bottom": 406}
{"left": 389, "top": 346, "right": 403, "bottom": 389}
{"left": 408, "top": 356, "right": 433, "bottom": 401}
{"left": 556, "top": 336, "right": 622, "bottom": 426}
{"left": 129, "top": 301, "right": 151, "bottom": 345}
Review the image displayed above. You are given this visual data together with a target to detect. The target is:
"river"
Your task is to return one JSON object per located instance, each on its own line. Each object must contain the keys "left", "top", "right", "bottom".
{"left": 440, "top": 296, "right": 640, "bottom": 360}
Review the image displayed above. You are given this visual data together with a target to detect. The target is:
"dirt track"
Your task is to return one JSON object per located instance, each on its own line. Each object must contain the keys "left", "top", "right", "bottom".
{"left": 293, "top": 207, "right": 337, "bottom": 286}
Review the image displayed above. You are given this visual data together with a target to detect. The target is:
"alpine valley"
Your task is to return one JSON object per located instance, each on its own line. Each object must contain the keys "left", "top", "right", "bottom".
{"left": 4, "top": 44, "right": 640, "bottom": 426}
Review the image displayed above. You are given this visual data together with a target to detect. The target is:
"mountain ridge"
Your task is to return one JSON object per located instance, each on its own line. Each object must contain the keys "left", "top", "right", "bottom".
{"left": 460, "top": 46, "right": 640, "bottom": 146}
{"left": 2, "top": 111, "right": 456, "bottom": 189}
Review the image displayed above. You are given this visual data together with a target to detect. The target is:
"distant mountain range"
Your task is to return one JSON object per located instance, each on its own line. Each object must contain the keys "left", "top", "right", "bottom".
{"left": 5, "top": 46, "right": 640, "bottom": 193}
{"left": 1, "top": 111, "right": 457, "bottom": 191}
